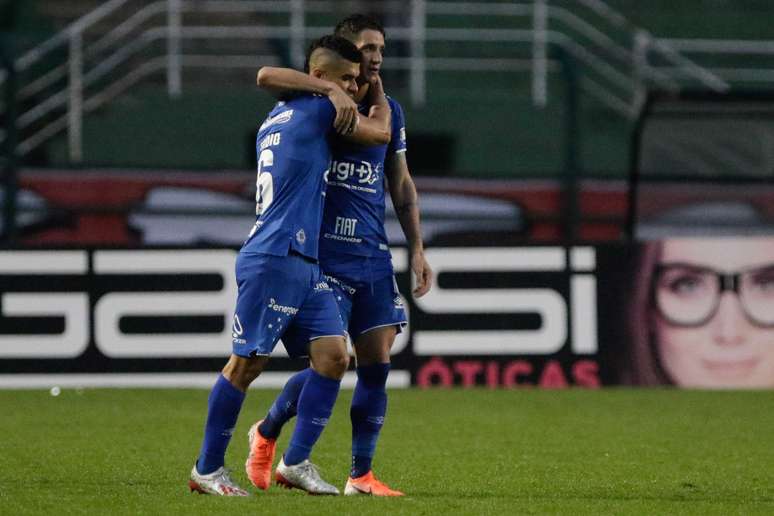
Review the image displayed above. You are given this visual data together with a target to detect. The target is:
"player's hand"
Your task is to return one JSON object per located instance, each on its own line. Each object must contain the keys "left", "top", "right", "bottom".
{"left": 367, "top": 75, "right": 385, "bottom": 100}
{"left": 328, "top": 85, "right": 358, "bottom": 135}
{"left": 411, "top": 251, "right": 432, "bottom": 298}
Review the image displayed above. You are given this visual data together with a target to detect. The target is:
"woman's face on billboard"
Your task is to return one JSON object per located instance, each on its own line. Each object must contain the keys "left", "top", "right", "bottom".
{"left": 652, "top": 238, "right": 774, "bottom": 388}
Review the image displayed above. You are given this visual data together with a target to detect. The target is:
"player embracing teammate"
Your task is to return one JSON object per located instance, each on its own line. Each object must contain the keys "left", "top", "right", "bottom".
{"left": 190, "top": 14, "right": 431, "bottom": 497}
{"left": 189, "top": 34, "right": 396, "bottom": 496}
{"left": 244, "top": 14, "right": 432, "bottom": 497}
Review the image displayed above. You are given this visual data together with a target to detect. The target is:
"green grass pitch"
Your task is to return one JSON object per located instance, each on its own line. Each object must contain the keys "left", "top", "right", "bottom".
{"left": 1, "top": 388, "right": 773, "bottom": 515}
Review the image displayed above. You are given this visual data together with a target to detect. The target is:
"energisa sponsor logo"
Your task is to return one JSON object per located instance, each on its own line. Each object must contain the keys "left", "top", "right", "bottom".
{"left": 412, "top": 247, "right": 598, "bottom": 356}
{"left": 324, "top": 274, "right": 356, "bottom": 295}
{"left": 258, "top": 109, "right": 294, "bottom": 132}
{"left": 268, "top": 298, "right": 299, "bottom": 316}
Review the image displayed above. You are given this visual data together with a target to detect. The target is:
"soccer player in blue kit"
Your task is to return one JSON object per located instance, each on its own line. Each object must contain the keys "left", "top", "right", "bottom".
{"left": 188, "top": 35, "right": 392, "bottom": 496}
{"left": 246, "top": 15, "right": 432, "bottom": 496}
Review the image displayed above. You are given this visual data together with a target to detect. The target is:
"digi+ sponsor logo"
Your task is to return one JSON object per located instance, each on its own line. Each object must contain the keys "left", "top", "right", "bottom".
{"left": 331, "top": 160, "right": 381, "bottom": 186}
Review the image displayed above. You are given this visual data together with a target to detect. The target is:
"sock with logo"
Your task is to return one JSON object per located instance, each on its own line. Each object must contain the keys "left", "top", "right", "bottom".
{"left": 258, "top": 368, "right": 311, "bottom": 439}
{"left": 350, "top": 363, "right": 390, "bottom": 478}
{"left": 196, "top": 374, "right": 245, "bottom": 475}
{"left": 283, "top": 369, "right": 341, "bottom": 466}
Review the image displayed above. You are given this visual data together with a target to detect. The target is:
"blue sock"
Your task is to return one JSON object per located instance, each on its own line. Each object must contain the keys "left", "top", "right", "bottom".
{"left": 259, "top": 368, "right": 311, "bottom": 439}
{"left": 350, "top": 363, "right": 390, "bottom": 478}
{"left": 196, "top": 375, "right": 245, "bottom": 475}
{"left": 283, "top": 369, "right": 341, "bottom": 466}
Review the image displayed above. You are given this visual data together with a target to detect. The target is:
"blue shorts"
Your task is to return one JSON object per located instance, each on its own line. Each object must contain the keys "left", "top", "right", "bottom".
{"left": 232, "top": 252, "right": 345, "bottom": 358}
{"left": 320, "top": 254, "right": 407, "bottom": 341}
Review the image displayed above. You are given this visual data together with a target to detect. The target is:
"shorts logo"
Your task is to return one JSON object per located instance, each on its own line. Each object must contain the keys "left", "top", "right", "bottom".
{"left": 268, "top": 298, "right": 299, "bottom": 316}
{"left": 324, "top": 274, "right": 356, "bottom": 295}
{"left": 232, "top": 314, "right": 244, "bottom": 337}
{"left": 314, "top": 281, "right": 331, "bottom": 292}
{"left": 394, "top": 296, "right": 404, "bottom": 308}
{"left": 296, "top": 229, "right": 306, "bottom": 245}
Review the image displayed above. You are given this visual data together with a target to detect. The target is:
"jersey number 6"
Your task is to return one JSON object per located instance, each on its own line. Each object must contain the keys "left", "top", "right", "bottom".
{"left": 256, "top": 149, "right": 274, "bottom": 216}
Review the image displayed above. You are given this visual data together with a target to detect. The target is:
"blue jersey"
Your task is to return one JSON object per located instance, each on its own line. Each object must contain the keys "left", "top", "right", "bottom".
{"left": 241, "top": 95, "right": 336, "bottom": 260}
{"left": 319, "top": 96, "right": 407, "bottom": 259}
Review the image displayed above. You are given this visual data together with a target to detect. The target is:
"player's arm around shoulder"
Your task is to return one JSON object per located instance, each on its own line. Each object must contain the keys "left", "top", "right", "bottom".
{"left": 256, "top": 66, "right": 358, "bottom": 136}
{"left": 344, "top": 76, "right": 391, "bottom": 146}
{"left": 386, "top": 151, "right": 432, "bottom": 297}
{"left": 256, "top": 66, "right": 310, "bottom": 100}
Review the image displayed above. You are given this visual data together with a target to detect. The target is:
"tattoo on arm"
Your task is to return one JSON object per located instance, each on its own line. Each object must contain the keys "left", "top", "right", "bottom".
{"left": 394, "top": 201, "right": 417, "bottom": 216}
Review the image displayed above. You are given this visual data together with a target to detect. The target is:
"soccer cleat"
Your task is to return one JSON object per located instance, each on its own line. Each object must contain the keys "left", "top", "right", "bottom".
{"left": 344, "top": 471, "right": 405, "bottom": 497}
{"left": 188, "top": 464, "right": 250, "bottom": 496}
{"left": 275, "top": 457, "right": 340, "bottom": 495}
{"left": 245, "top": 420, "right": 277, "bottom": 490}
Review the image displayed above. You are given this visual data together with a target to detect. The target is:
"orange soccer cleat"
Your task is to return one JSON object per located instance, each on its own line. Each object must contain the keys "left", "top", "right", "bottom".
{"left": 245, "top": 420, "right": 277, "bottom": 490}
{"left": 344, "top": 471, "right": 405, "bottom": 497}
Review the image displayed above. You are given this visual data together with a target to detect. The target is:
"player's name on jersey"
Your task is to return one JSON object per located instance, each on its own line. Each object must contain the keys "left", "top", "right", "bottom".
{"left": 259, "top": 132, "right": 281, "bottom": 150}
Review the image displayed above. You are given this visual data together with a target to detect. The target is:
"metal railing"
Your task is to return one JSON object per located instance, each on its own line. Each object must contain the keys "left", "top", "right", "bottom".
{"left": 656, "top": 38, "right": 774, "bottom": 84}
{"left": 0, "top": 0, "right": 765, "bottom": 164}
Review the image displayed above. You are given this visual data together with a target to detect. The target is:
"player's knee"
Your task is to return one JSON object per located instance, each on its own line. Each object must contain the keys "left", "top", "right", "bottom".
{"left": 355, "top": 327, "right": 396, "bottom": 365}
{"left": 321, "top": 345, "right": 349, "bottom": 378}
{"left": 310, "top": 337, "right": 350, "bottom": 379}
{"left": 330, "top": 347, "right": 350, "bottom": 376}
{"left": 222, "top": 354, "right": 267, "bottom": 391}
{"left": 355, "top": 343, "right": 391, "bottom": 365}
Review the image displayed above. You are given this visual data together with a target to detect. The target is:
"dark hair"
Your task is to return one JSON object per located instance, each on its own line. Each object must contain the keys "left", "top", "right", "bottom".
{"left": 303, "top": 34, "right": 362, "bottom": 73}
{"left": 334, "top": 13, "right": 386, "bottom": 41}
{"left": 621, "top": 241, "right": 672, "bottom": 385}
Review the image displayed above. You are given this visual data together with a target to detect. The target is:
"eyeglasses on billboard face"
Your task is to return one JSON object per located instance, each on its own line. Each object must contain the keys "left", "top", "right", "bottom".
{"left": 652, "top": 263, "right": 774, "bottom": 327}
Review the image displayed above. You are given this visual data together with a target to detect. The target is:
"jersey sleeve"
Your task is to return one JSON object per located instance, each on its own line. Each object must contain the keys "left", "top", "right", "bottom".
{"left": 387, "top": 97, "right": 407, "bottom": 155}
{"left": 315, "top": 96, "right": 337, "bottom": 133}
